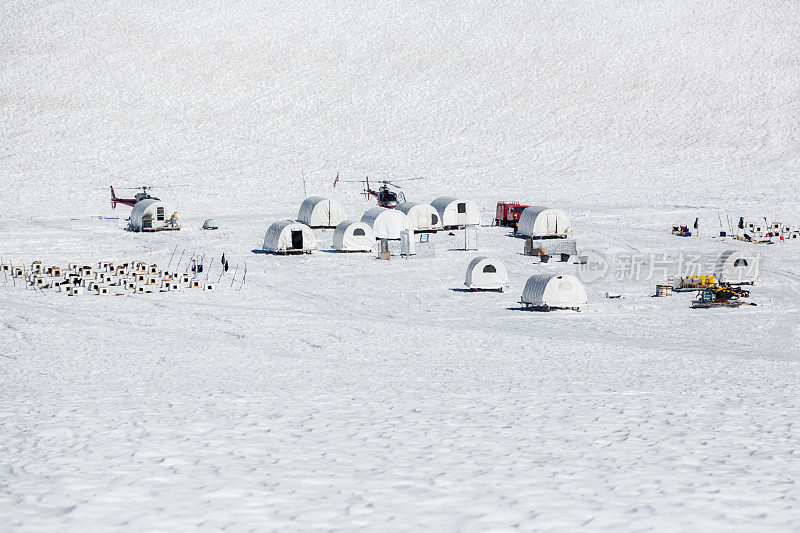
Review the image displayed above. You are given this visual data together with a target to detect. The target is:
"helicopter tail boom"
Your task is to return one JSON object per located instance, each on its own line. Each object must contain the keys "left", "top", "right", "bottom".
{"left": 109, "top": 186, "right": 143, "bottom": 209}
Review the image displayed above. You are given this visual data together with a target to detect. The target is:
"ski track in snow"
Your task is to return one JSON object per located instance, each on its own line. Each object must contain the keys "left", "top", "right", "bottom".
{"left": 2, "top": 0, "right": 800, "bottom": 530}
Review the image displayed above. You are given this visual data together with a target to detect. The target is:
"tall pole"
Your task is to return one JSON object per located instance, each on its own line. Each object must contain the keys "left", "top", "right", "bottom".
{"left": 175, "top": 249, "right": 185, "bottom": 273}
{"left": 218, "top": 254, "right": 225, "bottom": 283}
{"left": 167, "top": 245, "right": 178, "bottom": 269}
{"left": 239, "top": 262, "right": 247, "bottom": 291}
{"left": 230, "top": 264, "right": 239, "bottom": 288}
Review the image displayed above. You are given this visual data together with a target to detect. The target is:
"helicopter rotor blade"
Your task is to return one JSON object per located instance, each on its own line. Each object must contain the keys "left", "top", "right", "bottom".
{"left": 115, "top": 184, "right": 192, "bottom": 190}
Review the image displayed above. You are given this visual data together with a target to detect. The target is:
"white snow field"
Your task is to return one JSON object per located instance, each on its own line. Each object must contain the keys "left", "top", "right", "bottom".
{"left": 2, "top": 1, "right": 800, "bottom": 530}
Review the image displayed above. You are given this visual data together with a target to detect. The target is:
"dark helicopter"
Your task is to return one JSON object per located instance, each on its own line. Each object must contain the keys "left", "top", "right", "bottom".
{"left": 109, "top": 186, "right": 159, "bottom": 208}
{"left": 333, "top": 175, "right": 422, "bottom": 208}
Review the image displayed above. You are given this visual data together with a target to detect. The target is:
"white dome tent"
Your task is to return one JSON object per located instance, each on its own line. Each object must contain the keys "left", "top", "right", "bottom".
{"left": 714, "top": 250, "right": 759, "bottom": 285}
{"left": 360, "top": 207, "right": 411, "bottom": 240}
{"left": 129, "top": 199, "right": 180, "bottom": 232}
{"left": 262, "top": 220, "right": 317, "bottom": 254}
{"left": 297, "top": 196, "right": 348, "bottom": 228}
{"left": 332, "top": 220, "right": 376, "bottom": 252}
{"left": 517, "top": 207, "right": 571, "bottom": 238}
{"left": 397, "top": 202, "right": 442, "bottom": 232}
{"left": 464, "top": 256, "right": 509, "bottom": 291}
{"left": 430, "top": 197, "right": 481, "bottom": 229}
{"left": 202, "top": 219, "right": 219, "bottom": 230}
{"left": 520, "top": 273, "right": 587, "bottom": 311}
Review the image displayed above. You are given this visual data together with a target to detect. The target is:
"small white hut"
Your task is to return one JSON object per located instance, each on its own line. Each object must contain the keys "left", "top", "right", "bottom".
{"left": 129, "top": 199, "right": 180, "bottom": 232}
{"left": 360, "top": 207, "right": 411, "bottom": 240}
{"left": 297, "top": 197, "right": 348, "bottom": 228}
{"left": 430, "top": 197, "right": 481, "bottom": 229}
{"left": 464, "top": 256, "right": 509, "bottom": 291}
{"left": 333, "top": 220, "right": 376, "bottom": 252}
{"left": 520, "top": 273, "right": 587, "bottom": 311}
{"left": 517, "top": 207, "right": 571, "bottom": 238}
{"left": 262, "top": 220, "right": 317, "bottom": 254}
{"left": 714, "top": 250, "right": 759, "bottom": 285}
{"left": 397, "top": 202, "right": 442, "bottom": 232}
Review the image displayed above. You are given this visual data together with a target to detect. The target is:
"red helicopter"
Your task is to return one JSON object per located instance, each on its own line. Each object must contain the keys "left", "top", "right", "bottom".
{"left": 333, "top": 175, "right": 422, "bottom": 208}
{"left": 110, "top": 186, "right": 159, "bottom": 209}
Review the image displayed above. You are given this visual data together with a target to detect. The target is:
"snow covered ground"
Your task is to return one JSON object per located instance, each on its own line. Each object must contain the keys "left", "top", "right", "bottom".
{"left": 2, "top": 1, "right": 800, "bottom": 530}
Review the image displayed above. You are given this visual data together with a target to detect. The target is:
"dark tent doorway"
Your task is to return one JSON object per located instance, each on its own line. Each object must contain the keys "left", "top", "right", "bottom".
{"left": 291, "top": 230, "right": 303, "bottom": 249}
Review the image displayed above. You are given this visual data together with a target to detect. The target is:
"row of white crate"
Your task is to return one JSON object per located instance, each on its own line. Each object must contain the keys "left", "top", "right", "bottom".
{"left": 20, "top": 273, "right": 193, "bottom": 285}
{"left": 2, "top": 262, "right": 171, "bottom": 279}
{"left": 6, "top": 268, "right": 215, "bottom": 293}
{"left": 743, "top": 222, "right": 800, "bottom": 238}
{"left": 5, "top": 267, "right": 198, "bottom": 286}
{"left": 50, "top": 280, "right": 216, "bottom": 295}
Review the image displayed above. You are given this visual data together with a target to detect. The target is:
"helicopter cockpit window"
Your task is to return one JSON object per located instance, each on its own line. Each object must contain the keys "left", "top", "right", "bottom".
{"left": 353, "top": 228, "right": 366, "bottom": 236}
{"left": 457, "top": 203, "right": 467, "bottom": 214}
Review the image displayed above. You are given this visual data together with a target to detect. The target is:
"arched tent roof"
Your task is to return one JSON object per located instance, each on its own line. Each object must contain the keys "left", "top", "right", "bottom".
{"left": 521, "top": 273, "right": 587, "bottom": 310}
{"left": 297, "top": 197, "right": 348, "bottom": 228}
{"left": 129, "top": 199, "right": 178, "bottom": 232}
{"left": 464, "top": 256, "right": 509, "bottom": 291}
{"left": 714, "top": 250, "right": 759, "bottom": 284}
{"left": 360, "top": 207, "right": 410, "bottom": 240}
{"left": 397, "top": 202, "right": 442, "bottom": 232}
{"left": 517, "top": 206, "right": 571, "bottom": 238}
{"left": 333, "top": 220, "right": 375, "bottom": 252}
{"left": 262, "top": 220, "right": 317, "bottom": 253}
{"left": 430, "top": 197, "right": 481, "bottom": 228}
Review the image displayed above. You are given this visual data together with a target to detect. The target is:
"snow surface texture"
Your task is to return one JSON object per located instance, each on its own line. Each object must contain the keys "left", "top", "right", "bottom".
{"left": 2, "top": 1, "right": 800, "bottom": 530}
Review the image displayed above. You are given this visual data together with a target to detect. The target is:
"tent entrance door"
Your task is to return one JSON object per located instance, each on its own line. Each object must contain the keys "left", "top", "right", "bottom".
{"left": 291, "top": 230, "right": 303, "bottom": 249}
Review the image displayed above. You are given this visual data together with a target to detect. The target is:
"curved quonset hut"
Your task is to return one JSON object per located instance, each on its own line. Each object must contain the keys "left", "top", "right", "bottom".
{"left": 263, "top": 220, "right": 317, "bottom": 254}
{"left": 464, "top": 256, "right": 509, "bottom": 291}
{"left": 360, "top": 207, "right": 411, "bottom": 240}
{"left": 520, "top": 273, "right": 587, "bottom": 311}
